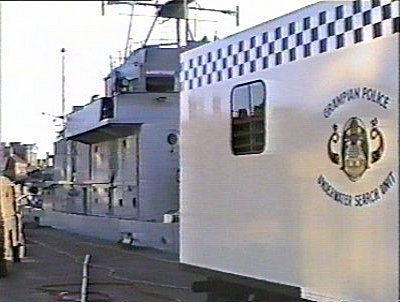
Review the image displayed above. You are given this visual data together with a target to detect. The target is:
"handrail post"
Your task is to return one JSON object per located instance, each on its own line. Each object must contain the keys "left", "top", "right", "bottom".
{"left": 81, "top": 254, "right": 91, "bottom": 302}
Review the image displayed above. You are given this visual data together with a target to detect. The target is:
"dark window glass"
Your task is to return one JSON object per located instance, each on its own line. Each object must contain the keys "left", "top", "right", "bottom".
{"left": 228, "top": 45, "right": 233, "bottom": 55}
{"left": 189, "top": 59, "right": 193, "bottom": 68}
{"left": 296, "top": 33, "right": 303, "bottom": 46}
{"left": 320, "top": 39, "right": 327, "bottom": 53}
{"left": 207, "top": 74, "right": 212, "bottom": 84}
{"left": 262, "top": 32, "right": 268, "bottom": 44}
{"left": 289, "top": 48, "right": 296, "bottom": 61}
{"left": 250, "top": 61, "right": 256, "bottom": 73}
{"left": 217, "top": 48, "right": 222, "bottom": 59}
{"left": 394, "top": 17, "right": 400, "bottom": 33}
{"left": 146, "top": 76, "right": 174, "bottom": 92}
{"left": 311, "top": 27, "right": 318, "bottom": 41}
{"left": 282, "top": 37, "right": 288, "bottom": 50}
{"left": 319, "top": 11, "right": 326, "bottom": 24}
{"left": 228, "top": 68, "right": 233, "bottom": 79}
{"left": 363, "top": 11, "right": 371, "bottom": 25}
{"left": 197, "top": 77, "right": 202, "bottom": 87}
{"left": 354, "top": 28, "right": 363, "bottom": 43}
{"left": 303, "top": 17, "right": 310, "bottom": 30}
{"left": 239, "top": 41, "right": 244, "bottom": 52}
{"left": 244, "top": 50, "right": 250, "bottom": 62}
{"left": 217, "top": 71, "right": 222, "bottom": 82}
{"left": 304, "top": 44, "right": 311, "bottom": 57}
{"left": 223, "top": 58, "right": 227, "bottom": 69}
{"left": 345, "top": 17, "right": 353, "bottom": 31}
{"left": 328, "top": 22, "right": 335, "bottom": 36}
{"left": 337, "top": 34, "right": 344, "bottom": 48}
{"left": 184, "top": 71, "right": 188, "bottom": 80}
{"left": 212, "top": 62, "right": 217, "bottom": 72}
{"left": 233, "top": 54, "right": 238, "bottom": 65}
{"left": 263, "top": 57, "right": 268, "bottom": 69}
{"left": 372, "top": 0, "right": 380, "bottom": 8}
{"left": 382, "top": 4, "right": 391, "bottom": 20}
{"left": 189, "top": 80, "right": 193, "bottom": 89}
{"left": 373, "top": 23, "right": 382, "bottom": 38}
{"left": 289, "top": 22, "right": 296, "bottom": 35}
{"left": 197, "top": 56, "right": 202, "bottom": 65}
{"left": 207, "top": 52, "right": 212, "bottom": 62}
{"left": 239, "top": 64, "right": 244, "bottom": 76}
{"left": 275, "top": 27, "right": 282, "bottom": 39}
{"left": 275, "top": 53, "right": 282, "bottom": 65}
{"left": 353, "top": 0, "right": 361, "bottom": 14}
{"left": 231, "top": 81, "right": 266, "bottom": 155}
{"left": 203, "top": 65, "right": 207, "bottom": 75}
{"left": 250, "top": 36, "right": 256, "bottom": 48}
{"left": 336, "top": 5, "right": 344, "bottom": 19}
{"left": 256, "top": 46, "right": 262, "bottom": 58}
{"left": 269, "top": 42, "right": 274, "bottom": 54}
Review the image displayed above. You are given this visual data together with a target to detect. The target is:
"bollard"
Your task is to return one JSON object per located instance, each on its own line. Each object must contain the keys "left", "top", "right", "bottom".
{"left": 80, "top": 254, "right": 91, "bottom": 302}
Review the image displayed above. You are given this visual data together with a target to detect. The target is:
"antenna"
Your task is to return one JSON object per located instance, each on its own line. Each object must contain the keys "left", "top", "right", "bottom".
{"left": 102, "top": 1, "right": 240, "bottom": 49}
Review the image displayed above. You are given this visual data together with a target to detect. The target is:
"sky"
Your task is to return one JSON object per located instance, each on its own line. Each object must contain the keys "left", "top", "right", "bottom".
{"left": 0, "top": 0, "right": 320, "bottom": 158}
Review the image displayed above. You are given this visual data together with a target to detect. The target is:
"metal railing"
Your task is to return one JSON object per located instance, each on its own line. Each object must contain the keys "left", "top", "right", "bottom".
{"left": 81, "top": 254, "right": 91, "bottom": 302}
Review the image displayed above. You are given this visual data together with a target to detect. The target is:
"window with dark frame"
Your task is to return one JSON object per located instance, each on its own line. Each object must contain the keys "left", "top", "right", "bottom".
{"left": 231, "top": 81, "right": 266, "bottom": 156}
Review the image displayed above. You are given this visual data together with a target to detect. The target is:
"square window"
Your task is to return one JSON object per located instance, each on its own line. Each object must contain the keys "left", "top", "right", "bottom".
{"left": 394, "top": 17, "right": 400, "bottom": 33}
{"left": 250, "top": 61, "right": 256, "bottom": 73}
{"left": 373, "top": 23, "right": 382, "bottom": 38}
{"left": 256, "top": 46, "right": 262, "bottom": 58}
{"left": 363, "top": 11, "right": 371, "bottom": 25}
{"left": 372, "top": 0, "right": 380, "bottom": 8}
{"left": 296, "top": 33, "right": 303, "bottom": 46}
{"left": 244, "top": 50, "right": 250, "bottom": 62}
{"left": 311, "top": 27, "right": 318, "bottom": 41}
{"left": 231, "top": 81, "right": 266, "bottom": 156}
{"left": 275, "top": 27, "right": 282, "bottom": 39}
{"left": 319, "top": 12, "right": 326, "bottom": 25}
{"left": 337, "top": 34, "right": 344, "bottom": 48}
{"left": 289, "top": 48, "right": 296, "bottom": 61}
{"left": 353, "top": 0, "right": 361, "bottom": 14}
{"left": 345, "top": 17, "right": 353, "bottom": 31}
{"left": 289, "top": 22, "right": 296, "bottom": 35}
{"left": 263, "top": 57, "right": 268, "bottom": 69}
{"left": 239, "top": 64, "right": 244, "bottom": 75}
{"left": 328, "top": 22, "right": 335, "bottom": 36}
{"left": 223, "top": 58, "right": 227, "bottom": 69}
{"left": 382, "top": 4, "right": 391, "bottom": 20}
{"left": 354, "top": 28, "right": 363, "bottom": 43}
{"left": 239, "top": 41, "right": 244, "bottom": 52}
{"left": 304, "top": 44, "right": 311, "bottom": 57}
{"left": 275, "top": 53, "right": 282, "bottom": 65}
{"left": 269, "top": 42, "right": 275, "bottom": 54}
{"left": 282, "top": 37, "right": 288, "bottom": 50}
{"left": 303, "top": 17, "right": 311, "bottom": 30}
{"left": 262, "top": 32, "right": 268, "bottom": 44}
{"left": 250, "top": 36, "right": 256, "bottom": 48}
{"left": 228, "top": 45, "right": 233, "bottom": 55}
{"left": 320, "top": 39, "right": 327, "bottom": 53}
{"left": 336, "top": 5, "right": 344, "bottom": 19}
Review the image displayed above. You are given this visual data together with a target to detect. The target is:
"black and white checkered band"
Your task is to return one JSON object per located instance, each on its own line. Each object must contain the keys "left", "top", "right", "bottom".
{"left": 181, "top": 0, "right": 399, "bottom": 91}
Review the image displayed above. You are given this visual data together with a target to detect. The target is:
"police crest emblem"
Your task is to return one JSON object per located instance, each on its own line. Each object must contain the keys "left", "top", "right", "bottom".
{"left": 327, "top": 117, "right": 384, "bottom": 182}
